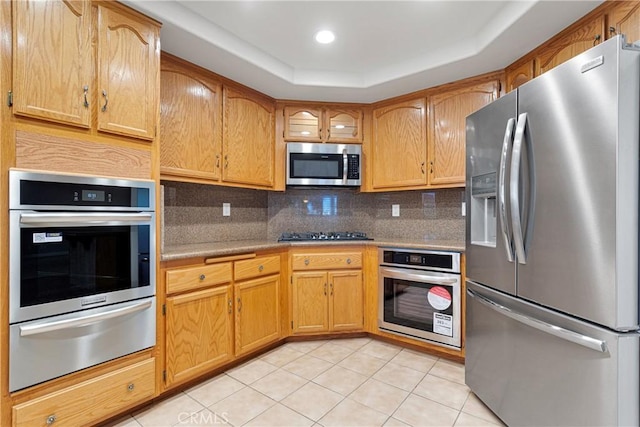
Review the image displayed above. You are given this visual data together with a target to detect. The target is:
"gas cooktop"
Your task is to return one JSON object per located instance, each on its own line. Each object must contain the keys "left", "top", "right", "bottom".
{"left": 278, "top": 231, "right": 373, "bottom": 242}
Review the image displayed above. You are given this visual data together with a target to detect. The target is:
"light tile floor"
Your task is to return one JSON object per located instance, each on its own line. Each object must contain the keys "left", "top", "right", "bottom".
{"left": 110, "top": 338, "right": 505, "bottom": 427}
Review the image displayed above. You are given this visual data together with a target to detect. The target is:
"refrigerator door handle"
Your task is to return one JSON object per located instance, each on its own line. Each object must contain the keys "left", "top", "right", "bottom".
{"left": 467, "top": 288, "right": 608, "bottom": 353}
{"left": 499, "top": 117, "right": 516, "bottom": 262}
{"left": 510, "top": 112, "right": 528, "bottom": 264}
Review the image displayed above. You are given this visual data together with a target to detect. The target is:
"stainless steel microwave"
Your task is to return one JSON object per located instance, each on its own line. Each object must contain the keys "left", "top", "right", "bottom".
{"left": 286, "top": 142, "right": 362, "bottom": 186}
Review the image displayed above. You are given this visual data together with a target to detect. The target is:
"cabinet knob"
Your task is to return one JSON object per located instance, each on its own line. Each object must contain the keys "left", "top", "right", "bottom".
{"left": 346, "top": 258, "right": 351, "bottom": 264}
{"left": 127, "top": 383, "right": 135, "bottom": 391}
{"left": 304, "top": 259, "right": 310, "bottom": 266}
{"left": 259, "top": 265, "right": 264, "bottom": 272}
{"left": 199, "top": 274, "right": 206, "bottom": 281}
{"left": 46, "top": 415, "right": 57, "bottom": 425}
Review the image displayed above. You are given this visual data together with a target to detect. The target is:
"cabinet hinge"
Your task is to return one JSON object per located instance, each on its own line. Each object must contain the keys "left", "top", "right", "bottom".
{"left": 291, "top": 320, "right": 293, "bottom": 329}
{"left": 162, "top": 304, "right": 166, "bottom": 315}
{"left": 7, "top": 91, "right": 12, "bottom": 107}
{"left": 162, "top": 370, "right": 166, "bottom": 382}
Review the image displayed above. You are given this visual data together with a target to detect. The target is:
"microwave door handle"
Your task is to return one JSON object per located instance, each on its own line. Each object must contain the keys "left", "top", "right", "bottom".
{"left": 19, "top": 212, "right": 153, "bottom": 226}
{"left": 19, "top": 300, "right": 153, "bottom": 337}
{"left": 343, "top": 149, "right": 348, "bottom": 184}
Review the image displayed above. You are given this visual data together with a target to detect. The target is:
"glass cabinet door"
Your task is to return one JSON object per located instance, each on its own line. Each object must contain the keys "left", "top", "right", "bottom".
{"left": 284, "top": 107, "right": 322, "bottom": 141}
{"left": 326, "top": 109, "right": 363, "bottom": 143}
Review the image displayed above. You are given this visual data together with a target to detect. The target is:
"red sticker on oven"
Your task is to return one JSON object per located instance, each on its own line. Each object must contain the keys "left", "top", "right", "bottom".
{"left": 427, "top": 286, "right": 451, "bottom": 310}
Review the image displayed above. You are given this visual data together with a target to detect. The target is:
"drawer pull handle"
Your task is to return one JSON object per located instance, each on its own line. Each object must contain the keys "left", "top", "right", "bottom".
{"left": 346, "top": 258, "right": 351, "bottom": 264}
{"left": 259, "top": 265, "right": 264, "bottom": 272}
{"left": 128, "top": 383, "right": 135, "bottom": 391}
{"left": 46, "top": 415, "right": 57, "bottom": 425}
{"left": 199, "top": 274, "right": 206, "bottom": 281}
{"left": 304, "top": 259, "right": 310, "bottom": 266}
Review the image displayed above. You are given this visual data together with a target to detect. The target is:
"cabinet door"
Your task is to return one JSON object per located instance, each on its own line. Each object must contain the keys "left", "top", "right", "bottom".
{"left": 235, "top": 275, "right": 280, "bottom": 356}
{"left": 283, "top": 106, "right": 322, "bottom": 141}
{"left": 325, "top": 109, "right": 363, "bottom": 143}
{"left": 608, "top": 1, "right": 640, "bottom": 44}
{"left": 160, "top": 65, "right": 222, "bottom": 181}
{"left": 13, "top": 0, "right": 92, "bottom": 127}
{"left": 165, "top": 286, "right": 233, "bottom": 387}
{"left": 223, "top": 87, "right": 275, "bottom": 187}
{"left": 535, "top": 16, "right": 605, "bottom": 75}
{"left": 291, "top": 272, "right": 329, "bottom": 334}
{"left": 505, "top": 60, "right": 534, "bottom": 93}
{"left": 372, "top": 99, "right": 427, "bottom": 189}
{"left": 428, "top": 81, "right": 499, "bottom": 186}
{"left": 97, "top": 5, "right": 159, "bottom": 140}
{"left": 329, "top": 270, "right": 363, "bottom": 331}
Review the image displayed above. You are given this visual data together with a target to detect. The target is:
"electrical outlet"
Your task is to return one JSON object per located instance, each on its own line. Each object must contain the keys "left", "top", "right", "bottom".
{"left": 223, "top": 203, "right": 231, "bottom": 217}
{"left": 461, "top": 201, "right": 466, "bottom": 217}
{"left": 392, "top": 204, "right": 400, "bottom": 217}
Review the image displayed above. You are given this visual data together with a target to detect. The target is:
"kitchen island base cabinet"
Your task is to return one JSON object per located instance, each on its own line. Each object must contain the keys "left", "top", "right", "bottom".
{"left": 12, "top": 359, "right": 155, "bottom": 427}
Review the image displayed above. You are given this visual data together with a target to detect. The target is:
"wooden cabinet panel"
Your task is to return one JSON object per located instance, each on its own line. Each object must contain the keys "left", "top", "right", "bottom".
{"left": 291, "top": 252, "right": 362, "bottom": 270}
{"left": 505, "top": 60, "right": 534, "bottom": 93}
{"left": 608, "top": 1, "right": 640, "bottom": 44}
{"left": 371, "top": 99, "right": 427, "bottom": 189}
{"left": 283, "top": 106, "right": 363, "bottom": 143}
{"left": 165, "top": 262, "right": 232, "bottom": 295}
{"left": 325, "top": 109, "right": 363, "bottom": 143}
{"left": 283, "top": 107, "right": 322, "bottom": 141}
{"left": 97, "top": 4, "right": 158, "bottom": 140}
{"left": 223, "top": 87, "right": 275, "bottom": 187}
{"left": 13, "top": 359, "right": 155, "bottom": 427}
{"left": 329, "top": 271, "right": 363, "bottom": 331}
{"left": 160, "top": 61, "right": 222, "bottom": 181}
{"left": 535, "top": 16, "right": 605, "bottom": 75}
{"left": 291, "top": 272, "right": 329, "bottom": 334}
{"left": 12, "top": 0, "right": 92, "bottom": 127}
{"left": 234, "top": 255, "right": 280, "bottom": 281}
{"left": 235, "top": 275, "right": 280, "bottom": 356}
{"left": 165, "top": 286, "right": 234, "bottom": 386}
{"left": 428, "top": 81, "right": 499, "bottom": 186}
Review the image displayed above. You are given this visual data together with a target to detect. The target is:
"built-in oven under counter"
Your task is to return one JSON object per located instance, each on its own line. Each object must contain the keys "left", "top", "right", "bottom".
{"left": 378, "top": 248, "right": 461, "bottom": 349}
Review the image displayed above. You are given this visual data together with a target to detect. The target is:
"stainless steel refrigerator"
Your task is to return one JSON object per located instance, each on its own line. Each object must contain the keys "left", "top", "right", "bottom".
{"left": 465, "top": 35, "right": 640, "bottom": 426}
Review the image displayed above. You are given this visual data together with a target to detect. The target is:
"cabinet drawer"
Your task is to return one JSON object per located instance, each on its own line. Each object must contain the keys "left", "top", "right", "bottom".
{"left": 13, "top": 358, "right": 155, "bottom": 427}
{"left": 292, "top": 252, "right": 362, "bottom": 270}
{"left": 166, "top": 263, "right": 232, "bottom": 295}
{"left": 234, "top": 255, "right": 280, "bottom": 281}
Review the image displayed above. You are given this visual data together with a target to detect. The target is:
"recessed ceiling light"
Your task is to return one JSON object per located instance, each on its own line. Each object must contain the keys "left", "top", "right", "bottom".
{"left": 315, "top": 30, "right": 335, "bottom": 44}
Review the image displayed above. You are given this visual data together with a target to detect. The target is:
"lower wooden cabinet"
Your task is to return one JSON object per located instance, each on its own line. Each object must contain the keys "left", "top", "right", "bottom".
{"left": 235, "top": 274, "right": 281, "bottom": 356}
{"left": 12, "top": 359, "right": 155, "bottom": 427}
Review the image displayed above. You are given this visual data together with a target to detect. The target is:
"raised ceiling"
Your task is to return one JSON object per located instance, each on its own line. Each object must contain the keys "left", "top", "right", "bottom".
{"left": 125, "top": 0, "right": 603, "bottom": 103}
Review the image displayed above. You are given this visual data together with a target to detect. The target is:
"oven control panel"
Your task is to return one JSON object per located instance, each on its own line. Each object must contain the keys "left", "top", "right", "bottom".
{"left": 379, "top": 248, "right": 460, "bottom": 274}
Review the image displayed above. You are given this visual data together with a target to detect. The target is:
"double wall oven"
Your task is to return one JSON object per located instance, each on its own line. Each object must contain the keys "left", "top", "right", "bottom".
{"left": 8, "top": 170, "right": 156, "bottom": 392}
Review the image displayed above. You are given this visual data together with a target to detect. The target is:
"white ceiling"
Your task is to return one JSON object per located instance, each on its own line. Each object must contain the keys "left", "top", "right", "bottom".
{"left": 125, "top": 0, "right": 603, "bottom": 103}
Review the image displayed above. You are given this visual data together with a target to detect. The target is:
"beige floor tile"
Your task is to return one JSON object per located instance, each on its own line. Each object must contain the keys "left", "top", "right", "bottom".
{"left": 349, "top": 378, "right": 409, "bottom": 416}
{"left": 338, "top": 351, "right": 387, "bottom": 376}
{"left": 308, "top": 341, "right": 354, "bottom": 363}
{"left": 429, "top": 359, "right": 465, "bottom": 385}
{"left": 281, "top": 354, "right": 334, "bottom": 380}
{"left": 332, "top": 337, "right": 372, "bottom": 351}
{"left": 454, "top": 411, "right": 503, "bottom": 427}
{"left": 390, "top": 348, "right": 439, "bottom": 373}
{"left": 319, "top": 398, "right": 388, "bottom": 427}
{"left": 393, "top": 393, "right": 459, "bottom": 427}
{"left": 372, "top": 362, "right": 425, "bottom": 392}
{"left": 208, "top": 387, "right": 276, "bottom": 426}
{"left": 226, "top": 359, "right": 278, "bottom": 385}
{"left": 260, "top": 345, "right": 306, "bottom": 367}
{"left": 250, "top": 369, "right": 308, "bottom": 401}
{"left": 281, "top": 382, "right": 343, "bottom": 421}
{"left": 461, "top": 393, "right": 504, "bottom": 426}
{"left": 312, "top": 365, "right": 368, "bottom": 396}
{"left": 184, "top": 374, "right": 246, "bottom": 407}
{"left": 284, "top": 340, "right": 329, "bottom": 353}
{"left": 133, "top": 392, "right": 204, "bottom": 427}
{"left": 358, "top": 341, "right": 402, "bottom": 361}
{"left": 413, "top": 374, "right": 470, "bottom": 410}
{"left": 244, "top": 403, "right": 314, "bottom": 427}
{"left": 382, "top": 417, "right": 411, "bottom": 427}
{"left": 108, "top": 415, "right": 141, "bottom": 427}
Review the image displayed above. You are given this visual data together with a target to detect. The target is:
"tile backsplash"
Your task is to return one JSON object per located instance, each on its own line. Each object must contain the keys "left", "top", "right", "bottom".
{"left": 162, "top": 181, "right": 465, "bottom": 247}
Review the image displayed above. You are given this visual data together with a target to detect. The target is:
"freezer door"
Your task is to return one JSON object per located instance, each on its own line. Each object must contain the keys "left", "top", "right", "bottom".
{"left": 466, "top": 92, "right": 517, "bottom": 295}
{"left": 514, "top": 36, "right": 639, "bottom": 330}
{"left": 466, "top": 281, "right": 639, "bottom": 427}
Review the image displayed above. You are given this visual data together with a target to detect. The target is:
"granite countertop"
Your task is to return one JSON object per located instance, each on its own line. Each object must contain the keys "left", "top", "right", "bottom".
{"left": 161, "top": 238, "right": 465, "bottom": 261}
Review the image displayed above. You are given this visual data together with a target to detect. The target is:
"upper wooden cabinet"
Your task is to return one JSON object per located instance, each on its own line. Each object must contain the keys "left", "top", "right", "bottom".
{"left": 283, "top": 106, "right": 363, "bottom": 143}
{"left": 535, "top": 15, "right": 605, "bottom": 75}
{"left": 223, "top": 87, "right": 275, "bottom": 188}
{"left": 12, "top": 0, "right": 160, "bottom": 141}
{"left": 505, "top": 60, "right": 534, "bottom": 93}
{"left": 608, "top": 1, "right": 640, "bottom": 44}
{"left": 428, "top": 80, "right": 499, "bottom": 186}
{"left": 371, "top": 98, "right": 427, "bottom": 189}
{"left": 96, "top": 4, "right": 159, "bottom": 140}
{"left": 160, "top": 56, "right": 222, "bottom": 181}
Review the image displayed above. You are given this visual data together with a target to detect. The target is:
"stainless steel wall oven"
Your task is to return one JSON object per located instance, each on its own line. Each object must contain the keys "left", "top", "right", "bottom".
{"left": 8, "top": 170, "right": 156, "bottom": 391}
{"left": 378, "top": 248, "right": 461, "bottom": 348}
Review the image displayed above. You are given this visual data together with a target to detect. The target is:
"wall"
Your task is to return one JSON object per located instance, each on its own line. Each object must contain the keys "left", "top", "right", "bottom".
{"left": 162, "top": 181, "right": 465, "bottom": 247}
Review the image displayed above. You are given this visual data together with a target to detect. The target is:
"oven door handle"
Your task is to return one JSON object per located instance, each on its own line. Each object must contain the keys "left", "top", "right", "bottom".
{"left": 379, "top": 267, "right": 458, "bottom": 285}
{"left": 19, "top": 212, "right": 153, "bottom": 226}
{"left": 19, "top": 300, "right": 153, "bottom": 337}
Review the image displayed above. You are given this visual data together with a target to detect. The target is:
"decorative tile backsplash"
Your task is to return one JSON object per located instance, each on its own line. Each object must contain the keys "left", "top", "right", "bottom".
{"left": 162, "top": 181, "right": 465, "bottom": 247}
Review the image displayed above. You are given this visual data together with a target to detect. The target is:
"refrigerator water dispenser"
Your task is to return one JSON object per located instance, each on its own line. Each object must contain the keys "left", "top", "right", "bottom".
{"left": 470, "top": 172, "right": 496, "bottom": 247}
